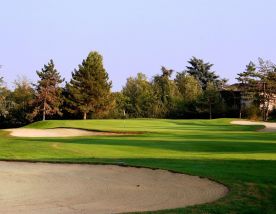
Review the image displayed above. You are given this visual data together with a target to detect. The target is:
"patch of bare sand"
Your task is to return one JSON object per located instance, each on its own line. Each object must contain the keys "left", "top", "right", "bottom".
{"left": 0, "top": 161, "right": 228, "bottom": 214}
{"left": 5, "top": 128, "right": 129, "bottom": 137}
{"left": 231, "top": 120, "right": 276, "bottom": 132}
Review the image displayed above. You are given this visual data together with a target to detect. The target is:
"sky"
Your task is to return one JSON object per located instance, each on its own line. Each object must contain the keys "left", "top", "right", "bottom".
{"left": 0, "top": 0, "right": 276, "bottom": 91}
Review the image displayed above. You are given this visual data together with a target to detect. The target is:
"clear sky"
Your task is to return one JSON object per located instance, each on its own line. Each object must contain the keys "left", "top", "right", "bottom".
{"left": 0, "top": 0, "right": 275, "bottom": 91}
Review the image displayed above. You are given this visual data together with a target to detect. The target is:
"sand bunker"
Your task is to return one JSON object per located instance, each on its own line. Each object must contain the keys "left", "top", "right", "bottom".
{"left": 0, "top": 161, "right": 228, "bottom": 214}
{"left": 231, "top": 120, "right": 276, "bottom": 132}
{"left": 6, "top": 128, "right": 128, "bottom": 137}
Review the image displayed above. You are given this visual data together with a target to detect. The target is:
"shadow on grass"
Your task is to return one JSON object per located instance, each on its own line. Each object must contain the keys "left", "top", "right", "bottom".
{"left": 15, "top": 135, "right": 276, "bottom": 154}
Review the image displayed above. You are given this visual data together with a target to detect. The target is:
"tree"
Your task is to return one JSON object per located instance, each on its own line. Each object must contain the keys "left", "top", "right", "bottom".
{"left": 237, "top": 58, "right": 276, "bottom": 121}
{"left": 175, "top": 72, "right": 202, "bottom": 103}
{"left": 0, "top": 76, "right": 9, "bottom": 117}
{"left": 173, "top": 72, "right": 202, "bottom": 118}
{"left": 257, "top": 58, "right": 276, "bottom": 121}
{"left": 198, "top": 82, "right": 222, "bottom": 119}
{"left": 122, "top": 73, "right": 154, "bottom": 117}
{"left": 236, "top": 61, "right": 258, "bottom": 118}
{"left": 151, "top": 66, "right": 180, "bottom": 118}
{"left": 186, "top": 57, "right": 221, "bottom": 90}
{"left": 107, "top": 92, "right": 127, "bottom": 118}
{"left": 66, "top": 51, "right": 112, "bottom": 119}
{"left": 31, "top": 60, "right": 64, "bottom": 121}
{"left": 11, "top": 76, "right": 35, "bottom": 125}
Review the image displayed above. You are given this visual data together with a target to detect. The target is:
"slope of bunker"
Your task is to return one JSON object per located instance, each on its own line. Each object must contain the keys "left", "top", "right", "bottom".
{"left": 231, "top": 120, "right": 276, "bottom": 132}
{"left": 0, "top": 161, "right": 228, "bottom": 214}
{"left": 5, "top": 128, "right": 132, "bottom": 137}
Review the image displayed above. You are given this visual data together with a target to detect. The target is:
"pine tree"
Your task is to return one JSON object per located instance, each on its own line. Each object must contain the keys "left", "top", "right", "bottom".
{"left": 66, "top": 51, "right": 112, "bottom": 119}
{"left": 31, "top": 60, "right": 64, "bottom": 121}
{"left": 236, "top": 61, "right": 258, "bottom": 118}
{"left": 186, "top": 57, "right": 221, "bottom": 90}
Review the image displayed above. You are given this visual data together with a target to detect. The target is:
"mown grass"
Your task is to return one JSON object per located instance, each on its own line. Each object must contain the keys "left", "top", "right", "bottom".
{"left": 0, "top": 118, "right": 275, "bottom": 213}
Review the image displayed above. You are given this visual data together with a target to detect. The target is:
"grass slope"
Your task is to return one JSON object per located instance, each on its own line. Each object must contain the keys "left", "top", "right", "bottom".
{"left": 0, "top": 118, "right": 275, "bottom": 213}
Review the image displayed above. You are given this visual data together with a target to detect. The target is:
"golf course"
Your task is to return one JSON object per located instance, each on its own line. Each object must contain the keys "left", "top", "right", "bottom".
{"left": 0, "top": 118, "right": 275, "bottom": 213}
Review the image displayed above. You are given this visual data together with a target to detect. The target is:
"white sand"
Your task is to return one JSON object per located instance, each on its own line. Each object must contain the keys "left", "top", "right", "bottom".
{"left": 0, "top": 161, "right": 228, "bottom": 214}
{"left": 5, "top": 128, "right": 127, "bottom": 137}
{"left": 231, "top": 120, "right": 276, "bottom": 132}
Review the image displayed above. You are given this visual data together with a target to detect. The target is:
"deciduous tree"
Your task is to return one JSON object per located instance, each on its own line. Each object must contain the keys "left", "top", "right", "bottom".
{"left": 122, "top": 73, "right": 154, "bottom": 117}
{"left": 198, "top": 82, "right": 222, "bottom": 119}
{"left": 175, "top": 72, "right": 202, "bottom": 103}
{"left": 11, "top": 76, "right": 35, "bottom": 125}
{"left": 151, "top": 67, "right": 180, "bottom": 117}
{"left": 0, "top": 76, "right": 9, "bottom": 117}
{"left": 237, "top": 58, "right": 276, "bottom": 121}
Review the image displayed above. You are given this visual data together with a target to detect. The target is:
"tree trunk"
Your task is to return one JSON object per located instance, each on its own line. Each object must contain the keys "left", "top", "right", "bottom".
{"left": 43, "top": 99, "right": 46, "bottom": 121}
{"left": 83, "top": 112, "right": 87, "bottom": 120}
{"left": 262, "top": 82, "right": 266, "bottom": 121}
{"left": 265, "top": 100, "right": 270, "bottom": 121}
{"left": 209, "top": 103, "right": 212, "bottom": 119}
{"left": 265, "top": 109, "right": 269, "bottom": 121}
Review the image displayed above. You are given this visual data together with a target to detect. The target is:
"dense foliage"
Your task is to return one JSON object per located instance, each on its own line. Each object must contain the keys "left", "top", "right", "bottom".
{"left": 65, "top": 52, "right": 112, "bottom": 119}
{"left": 237, "top": 58, "right": 276, "bottom": 121}
{"left": 30, "top": 60, "right": 64, "bottom": 121}
{"left": 1, "top": 55, "right": 276, "bottom": 127}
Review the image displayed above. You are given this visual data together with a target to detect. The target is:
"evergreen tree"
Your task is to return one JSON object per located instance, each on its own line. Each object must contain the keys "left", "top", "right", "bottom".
{"left": 236, "top": 61, "right": 258, "bottom": 118}
{"left": 31, "top": 60, "right": 64, "bottom": 121}
{"left": 66, "top": 51, "right": 112, "bottom": 119}
{"left": 186, "top": 57, "right": 221, "bottom": 90}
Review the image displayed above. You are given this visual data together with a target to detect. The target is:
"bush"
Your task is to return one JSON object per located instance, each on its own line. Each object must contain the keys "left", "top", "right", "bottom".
{"left": 244, "top": 105, "right": 261, "bottom": 121}
{"left": 268, "top": 108, "right": 276, "bottom": 121}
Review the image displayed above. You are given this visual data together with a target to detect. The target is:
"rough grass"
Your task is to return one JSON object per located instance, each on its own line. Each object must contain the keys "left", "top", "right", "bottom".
{"left": 0, "top": 118, "right": 275, "bottom": 213}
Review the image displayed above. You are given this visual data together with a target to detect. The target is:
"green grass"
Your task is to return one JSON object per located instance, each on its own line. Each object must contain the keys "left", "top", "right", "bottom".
{"left": 0, "top": 118, "right": 276, "bottom": 213}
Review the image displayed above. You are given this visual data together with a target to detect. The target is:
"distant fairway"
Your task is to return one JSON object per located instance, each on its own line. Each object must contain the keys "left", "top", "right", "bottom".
{"left": 0, "top": 119, "right": 276, "bottom": 213}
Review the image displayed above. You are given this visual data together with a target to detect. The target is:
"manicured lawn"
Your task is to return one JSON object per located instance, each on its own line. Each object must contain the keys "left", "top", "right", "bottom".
{"left": 0, "top": 118, "right": 275, "bottom": 213}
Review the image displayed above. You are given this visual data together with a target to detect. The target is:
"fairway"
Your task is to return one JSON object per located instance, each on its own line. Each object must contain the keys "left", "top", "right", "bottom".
{"left": 0, "top": 118, "right": 276, "bottom": 213}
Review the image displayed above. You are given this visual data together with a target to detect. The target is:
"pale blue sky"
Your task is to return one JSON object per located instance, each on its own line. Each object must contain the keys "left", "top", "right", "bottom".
{"left": 0, "top": 0, "right": 275, "bottom": 91}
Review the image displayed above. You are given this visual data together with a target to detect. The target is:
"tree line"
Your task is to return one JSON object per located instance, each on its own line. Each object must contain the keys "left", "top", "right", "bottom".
{"left": 1, "top": 52, "right": 276, "bottom": 128}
